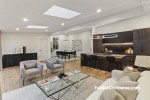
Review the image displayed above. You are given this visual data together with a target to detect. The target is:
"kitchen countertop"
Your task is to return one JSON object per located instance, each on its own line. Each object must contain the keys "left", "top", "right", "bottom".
{"left": 82, "top": 53, "right": 127, "bottom": 59}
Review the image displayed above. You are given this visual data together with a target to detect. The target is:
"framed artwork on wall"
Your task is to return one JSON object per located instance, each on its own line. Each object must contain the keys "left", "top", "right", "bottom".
{"left": 72, "top": 39, "right": 82, "bottom": 51}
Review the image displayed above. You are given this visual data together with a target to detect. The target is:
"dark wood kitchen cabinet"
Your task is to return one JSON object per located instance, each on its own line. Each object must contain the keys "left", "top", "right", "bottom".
{"left": 93, "top": 34, "right": 103, "bottom": 53}
{"left": 133, "top": 28, "right": 150, "bottom": 58}
{"left": 3, "top": 53, "right": 37, "bottom": 68}
{"left": 126, "top": 54, "right": 134, "bottom": 66}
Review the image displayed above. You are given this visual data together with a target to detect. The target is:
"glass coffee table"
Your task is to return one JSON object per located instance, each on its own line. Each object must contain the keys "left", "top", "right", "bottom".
{"left": 32, "top": 70, "right": 90, "bottom": 100}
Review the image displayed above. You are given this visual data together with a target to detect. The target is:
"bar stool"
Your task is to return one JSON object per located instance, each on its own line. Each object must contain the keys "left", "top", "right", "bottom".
{"left": 82, "top": 54, "right": 88, "bottom": 66}
{"left": 106, "top": 56, "right": 117, "bottom": 72}
{"left": 91, "top": 55, "right": 99, "bottom": 69}
{"left": 82, "top": 54, "right": 91, "bottom": 69}
{"left": 86, "top": 55, "right": 92, "bottom": 69}
{"left": 98, "top": 56, "right": 106, "bottom": 71}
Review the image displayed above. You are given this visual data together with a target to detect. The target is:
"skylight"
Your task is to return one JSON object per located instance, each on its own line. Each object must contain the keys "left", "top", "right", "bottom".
{"left": 26, "top": 25, "right": 49, "bottom": 29}
{"left": 44, "top": 5, "right": 81, "bottom": 19}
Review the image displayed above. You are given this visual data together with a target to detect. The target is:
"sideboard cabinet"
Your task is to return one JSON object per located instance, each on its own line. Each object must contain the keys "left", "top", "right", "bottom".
{"left": 3, "top": 53, "right": 37, "bottom": 68}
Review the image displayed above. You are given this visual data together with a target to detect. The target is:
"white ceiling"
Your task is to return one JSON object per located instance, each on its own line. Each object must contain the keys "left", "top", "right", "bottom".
{"left": 0, "top": 0, "right": 143, "bottom": 33}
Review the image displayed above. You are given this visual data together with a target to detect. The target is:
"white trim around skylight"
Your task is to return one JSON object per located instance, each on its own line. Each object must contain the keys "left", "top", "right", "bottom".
{"left": 44, "top": 5, "right": 81, "bottom": 19}
{"left": 26, "top": 25, "right": 49, "bottom": 29}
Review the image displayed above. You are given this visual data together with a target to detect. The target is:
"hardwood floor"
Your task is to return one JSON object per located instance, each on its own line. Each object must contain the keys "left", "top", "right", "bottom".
{"left": 0, "top": 59, "right": 110, "bottom": 96}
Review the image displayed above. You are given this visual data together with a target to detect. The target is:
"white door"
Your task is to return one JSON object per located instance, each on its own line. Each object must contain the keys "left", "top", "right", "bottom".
{"left": 40, "top": 38, "right": 48, "bottom": 61}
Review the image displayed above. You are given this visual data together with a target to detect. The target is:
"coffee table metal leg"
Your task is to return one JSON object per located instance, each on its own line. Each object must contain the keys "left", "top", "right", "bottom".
{"left": 50, "top": 81, "right": 73, "bottom": 100}
{"left": 74, "top": 73, "right": 89, "bottom": 89}
{"left": 76, "top": 77, "right": 88, "bottom": 89}
{"left": 58, "top": 85, "right": 73, "bottom": 99}
{"left": 49, "top": 96, "right": 57, "bottom": 100}
{"left": 57, "top": 81, "right": 64, "bottom": 99}
{"left": 75, "top": 73, "right": 80, "bottom": 88}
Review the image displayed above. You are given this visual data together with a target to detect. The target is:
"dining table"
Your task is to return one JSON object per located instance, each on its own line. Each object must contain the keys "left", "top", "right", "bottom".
{"left": 56, "top": 51, "right": 76, "bottom": 59}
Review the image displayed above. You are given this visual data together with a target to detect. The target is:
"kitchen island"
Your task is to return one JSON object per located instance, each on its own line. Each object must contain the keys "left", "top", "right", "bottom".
{"left": 81, "top": 53, "right": 127, "bottom": 72}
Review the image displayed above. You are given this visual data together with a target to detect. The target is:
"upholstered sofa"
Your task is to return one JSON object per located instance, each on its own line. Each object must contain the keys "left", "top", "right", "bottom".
{"left": 86, "top": 70, "right": 150, "bottom": 100}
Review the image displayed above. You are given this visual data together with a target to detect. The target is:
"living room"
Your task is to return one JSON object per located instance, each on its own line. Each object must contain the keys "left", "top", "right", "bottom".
{"left": 1, "top": 0, "right": 150, "bottom": 100}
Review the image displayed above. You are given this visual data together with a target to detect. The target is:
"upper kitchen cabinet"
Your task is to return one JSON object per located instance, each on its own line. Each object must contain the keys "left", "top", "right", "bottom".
{"left": 93, "top": 34, "right": 103, "bottom": 53}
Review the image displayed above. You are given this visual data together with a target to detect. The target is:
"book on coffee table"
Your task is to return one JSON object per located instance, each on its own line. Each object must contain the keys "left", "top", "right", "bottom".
{"left": 71, "top": 70, "right": 80, "bottom": 74}
{"left": 38, "top": 79, "right": 50, "bottom": 86}
{"left": 48, "top": 76, "right": 60, "bottom": 82}
{"left": 65, "top": 72, "right": 73, "bottom": 76}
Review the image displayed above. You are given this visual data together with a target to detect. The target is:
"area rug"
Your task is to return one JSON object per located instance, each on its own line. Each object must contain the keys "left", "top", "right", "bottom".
{"left": 2, "top": 77, "right": 103, "bottom": 100}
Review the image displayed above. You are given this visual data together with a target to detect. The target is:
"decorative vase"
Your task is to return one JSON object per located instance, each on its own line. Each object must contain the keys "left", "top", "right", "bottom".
{"left": 23, "top": 46, "right": 26, "bottom": 54}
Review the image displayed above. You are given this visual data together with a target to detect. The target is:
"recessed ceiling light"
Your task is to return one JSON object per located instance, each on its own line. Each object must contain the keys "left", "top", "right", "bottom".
{"left": 26, "top": 25, "right": 49, "bottom": 29}
{"left": 44, "top": 5, "right": 81, "bottom": 19}
{"left": 97, "top": 9, "right": 101, "bottom": 13}
{"left": 23, "top": 18, "right": 28, "bottom": 22}
{"left": 61, "top": 23, "right": 65, "bottom": 26}
{"left": 16, "top": 28, "right": 19, "bottom": 31}
{"left": 45, "top": 29, "right": 48, "bottom": 32}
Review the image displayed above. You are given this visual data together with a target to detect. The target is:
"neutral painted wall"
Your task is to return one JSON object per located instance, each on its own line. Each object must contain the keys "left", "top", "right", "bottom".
{"left": 52, "top": 30, "right": 93, "bottom": 56}
{"left": 1, "top": 32, "right": 50, "bottom": 60}
{"left": 67, "top": 30, "right": 93, "bottom": 56}
{"left": 96, "top": 13, "right": 150, "bottom": 34}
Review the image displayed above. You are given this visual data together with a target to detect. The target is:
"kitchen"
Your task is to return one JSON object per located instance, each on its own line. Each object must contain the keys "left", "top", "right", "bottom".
{"left": 81, "top": 28, "right": 150, "bottom": 72}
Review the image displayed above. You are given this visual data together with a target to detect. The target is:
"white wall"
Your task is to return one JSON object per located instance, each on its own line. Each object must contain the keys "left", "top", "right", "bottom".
{"left": 68, "top": 30, "right": 93, "bottom": 56}
{"left": 1, "top": 32, "right": 50, "bottom": 60}
{"left": 51, "top": 13, "right": 150, "bottom": 38}
{"left": 52, "top": 29, "right": 93, "bottom": 56}
{"left": 96, "top": 14, "right": 150, "bottom": 34}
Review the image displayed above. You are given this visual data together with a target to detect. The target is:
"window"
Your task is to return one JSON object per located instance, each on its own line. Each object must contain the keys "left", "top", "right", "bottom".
{"left": 52, "top": 37, "right": 59, "bottom": 50}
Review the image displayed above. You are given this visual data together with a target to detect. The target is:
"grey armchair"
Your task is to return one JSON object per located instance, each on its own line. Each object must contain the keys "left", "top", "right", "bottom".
{"left": 20, "top": 60, "right": 43, "bottom": 86}
{"left": 45, "top": 58, "right": 65, "bottom": 74}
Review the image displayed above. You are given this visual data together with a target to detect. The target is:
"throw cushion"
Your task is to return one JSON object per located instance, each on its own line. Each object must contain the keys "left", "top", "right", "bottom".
{"left": 118, "top": 76, "right": 131, "bottom": 82}
{"left": 115, "top": 75, "right": 139, "bottom": 100}
{"left": 119, "top": 67, "right": 141, "bottom": 81}
{"left": 99, "top": 89, "right": 125, "bottom": 100}
{"left": 116, "top": 89, "right": 138, "bottom": 100}
{"left": 24, "top": 63, "right": 37, "bottom": 69}
{"left": 119, "top": 67, "right": 131, "bottom": 78}
{"left": 115, "top": 76, "right": 138, "bottom": 87}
